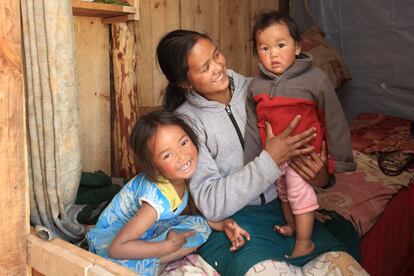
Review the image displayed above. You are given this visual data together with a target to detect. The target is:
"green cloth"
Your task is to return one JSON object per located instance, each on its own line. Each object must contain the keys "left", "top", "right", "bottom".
{"left": 198, "top": 199, "right": 349, "bottom": 276}
{"left": 76, "top": 171, "right": 122, "bottom": 224}
{"left": 76, "top": 183, "right": 121, "bottom": 205}
{"left": 319, "top": 210, "right": 361, "bottom": 262}
{"left": 79, "top": 170, "right": 112, "bottom": 189}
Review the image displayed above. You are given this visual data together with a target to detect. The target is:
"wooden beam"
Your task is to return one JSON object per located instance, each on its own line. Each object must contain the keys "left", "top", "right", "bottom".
{"left": 27, "top": 235, "right": 136, "bottom": 275}
{"left": 102, "top": 14, "right": 137, "bottom": 25}
{"left": 0, "top": 0, "right": 29, "bottom": 275}
{"left": 72, "top": 0, "right": 136, "bottom": 17}
{"left": 27, "top": 235, "right": 92, "bottom": 275}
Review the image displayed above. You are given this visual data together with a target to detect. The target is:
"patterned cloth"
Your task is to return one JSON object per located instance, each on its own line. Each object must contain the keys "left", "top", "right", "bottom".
{"left": 86, "top": 173, "right": 211, "bottom": 275}
{"left": 162, "top": 251, "right": 369, "bottom": 276}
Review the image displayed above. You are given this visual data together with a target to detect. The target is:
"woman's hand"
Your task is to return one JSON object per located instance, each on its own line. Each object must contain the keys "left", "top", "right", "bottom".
{"left": 289, "top": 141, "right": 329, "bottom": 188}
{"left": 264, "top": 115, "right": 316, "bottom": 166}
{"left": 222, "top": 219, "right": 250, "bottom": 251}
{"left": 166, "top": 229, "right": 195, "bottom": 251}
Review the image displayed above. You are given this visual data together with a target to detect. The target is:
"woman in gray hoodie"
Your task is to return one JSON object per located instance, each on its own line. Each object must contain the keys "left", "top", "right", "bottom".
{"left": 156, "top": 29, "right": 346, "bottom": 275}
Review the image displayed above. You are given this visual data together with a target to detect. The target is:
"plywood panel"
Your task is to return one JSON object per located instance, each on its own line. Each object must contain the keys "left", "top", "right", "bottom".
{"left": 150, "top": 0, "right": 180, "bottom": 107}
{"left": 180, "top": 0, "right": 220, "bottom": 43}
{"left": 219, "top": 0, "right": 251, "bottom": 76}
{"left": 73, "top": 16, "right": 111, "bottom": 175}
{"left": 135, "top": 0, "right": 153, "bottom": 108}
{"left": 135, "top": 0, "right": 180, "bottom": 108}
{"left": 0, "top": 1, "right": 28, "bottom": 275}
{"left": 249, "top": 0, "right": 280, "bottom": 76}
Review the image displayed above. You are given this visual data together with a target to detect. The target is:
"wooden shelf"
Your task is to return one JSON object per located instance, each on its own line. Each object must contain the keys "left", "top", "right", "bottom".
{"left": 72, "top": 0, "right": 136, "bottom": 18}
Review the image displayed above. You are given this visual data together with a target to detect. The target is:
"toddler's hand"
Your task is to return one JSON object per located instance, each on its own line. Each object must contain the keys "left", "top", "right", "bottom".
{"left": 166, "top": 229, "right": 195, "bottom": 250}
{"left": 223, "top": 219, "right": 250, "bottom": 251}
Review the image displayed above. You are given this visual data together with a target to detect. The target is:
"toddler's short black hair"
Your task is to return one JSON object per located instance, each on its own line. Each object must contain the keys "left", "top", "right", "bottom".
{"left": 252, "top": 10, "right": 302, "bottom": 56}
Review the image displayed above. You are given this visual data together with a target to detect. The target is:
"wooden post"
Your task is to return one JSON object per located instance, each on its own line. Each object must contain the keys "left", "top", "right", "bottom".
{"left": 111, "top": 22, "right": 139, "bottom": 178}
{"left": 0, "top": 0, "right": 29, "bottom": 275}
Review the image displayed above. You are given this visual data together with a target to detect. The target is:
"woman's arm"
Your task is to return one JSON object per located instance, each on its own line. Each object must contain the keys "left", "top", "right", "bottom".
{"left": 108, "top": 202, "right": 194, "bottom": 259}
{"left": 208, "top": 219, "right": 250, "bottom": 251}
{"left": 188, "top": 114, "right": 316, "bottom": 221}
{"left": 289, "top": 141, "right": 330, "bottom": 188}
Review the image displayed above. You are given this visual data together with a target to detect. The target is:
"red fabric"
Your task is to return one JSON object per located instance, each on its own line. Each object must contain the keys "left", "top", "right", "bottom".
{"left": 360, "top": 183, "right": 414, "bottom": 276}
{"left": 253, "top": 95, "right": 324, "bottom": 151}
{"left": 253, "top": 94, "right": 334, "bottom": 172}
{"left": 350, "top": 113, "right": 414, "bottom": 154}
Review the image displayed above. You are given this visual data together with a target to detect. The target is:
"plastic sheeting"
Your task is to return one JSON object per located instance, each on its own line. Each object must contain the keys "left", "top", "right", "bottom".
{"left": 291, "top": 0, "right": 414, "bottom": 121}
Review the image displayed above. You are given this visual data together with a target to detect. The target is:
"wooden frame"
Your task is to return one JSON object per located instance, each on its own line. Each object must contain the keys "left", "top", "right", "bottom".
{"left": 28, "top": 235, "right": 136, "bottom": 275}
{"left": 0, "top": 1, "right": 29, "bottom": 275}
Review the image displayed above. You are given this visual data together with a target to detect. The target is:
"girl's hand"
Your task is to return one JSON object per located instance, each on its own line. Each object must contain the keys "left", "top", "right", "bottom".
{"left": 222, "top": 219, "right": 251, "bottom": 251}
{"left": 289, "top": 141, "right": 329, "bottom": 188}
{"left": 264, "top": 116, "right": 316, "bottom": 166}
{"left": 166, "top": 229, "right": 195, "bottom": 251}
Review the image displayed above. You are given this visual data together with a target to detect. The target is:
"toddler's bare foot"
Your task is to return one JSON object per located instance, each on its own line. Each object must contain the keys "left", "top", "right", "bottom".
{"left": 274, "top": 223, "right": 295, "bottom": 236}
{"left": 287, "top": 241, "right": 315, "bottom": 258}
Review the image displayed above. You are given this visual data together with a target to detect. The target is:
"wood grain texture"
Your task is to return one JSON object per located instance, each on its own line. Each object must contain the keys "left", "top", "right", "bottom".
{"left": 180, "top": 0, "right": 220, "bottom": 43}
{"left": 0, "top": 0, "right": 29, "bottom": 275}
{"left": 51, "top": 238, "right": 136, "bottom": 276}
{"left": 219, "top": 0, "right": 251, "bottom": 76}
{"left": 112, "top": 21, "right": 139, "bottom": 178}
{"left": 72, "top": 0, "right": 136, "bottom": 17}
{"left": 74, "top": 16, "right": 111, "bottom": 175}
{"left": 27, "top": 235, "right": 136, "bottom": 275}
{"left": 135, "top": 0, "right": 180, "bottom": 108}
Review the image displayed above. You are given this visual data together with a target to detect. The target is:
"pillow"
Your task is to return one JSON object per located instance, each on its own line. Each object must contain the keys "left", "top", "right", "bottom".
{"left": 301, "top": 26, "right": 351, "bottom": 89}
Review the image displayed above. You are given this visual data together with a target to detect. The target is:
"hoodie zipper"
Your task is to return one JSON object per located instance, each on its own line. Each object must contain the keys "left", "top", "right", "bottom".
{"left": 225, "top": 105, "right": 266, "bottom": 205}
{"left": 225, "top": 105, "right": 244, "bottom": 150}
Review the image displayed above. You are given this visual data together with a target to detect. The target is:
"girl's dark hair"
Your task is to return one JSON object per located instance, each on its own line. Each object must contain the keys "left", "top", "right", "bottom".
{"left": 252, "top": 10, "right": 302, "bottom": 56}
{"left": 130, "top": 110, "right": 198, "bottom": 182}
{"left": 156, "top": 29, "right": 211, "bottom": 111}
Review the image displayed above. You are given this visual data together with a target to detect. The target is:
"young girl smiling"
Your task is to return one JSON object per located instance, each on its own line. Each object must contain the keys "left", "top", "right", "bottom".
{"left": 86, "top": 111, "right": 249, "bottom": 275}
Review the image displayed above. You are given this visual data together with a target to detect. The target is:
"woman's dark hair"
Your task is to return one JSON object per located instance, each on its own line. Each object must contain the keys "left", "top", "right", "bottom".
{"left": 252, "top": 10, "right": 302, "bottom": 56}
{"left": 156, "top": 29, "right": 211, "bottom": 111}
{"left": 130, "top": 110, "right": 199, "bottom": 182}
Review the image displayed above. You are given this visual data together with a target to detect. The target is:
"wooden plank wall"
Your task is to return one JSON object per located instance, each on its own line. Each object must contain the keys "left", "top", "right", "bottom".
{"left": 0, "top": 0, "right": 29, "bottom": 275}
{"left": 136, "top": 0, "right": 280, "bottom": 110}
{"left": 113, "top": 0, "right": 280, "bottom": 178}
{"left": 74, "top": 16, "right": 111, "bottom": 176}
{"left": 74, "top": 0, "right": 280, "bottom": 178}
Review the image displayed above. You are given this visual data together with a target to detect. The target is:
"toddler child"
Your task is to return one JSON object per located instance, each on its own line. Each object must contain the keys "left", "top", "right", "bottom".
{"left": 245, "top": 10, "right": 356, "bottom": 258}
{"left": 86, "top": 111, "right": 250, "bottom": 275}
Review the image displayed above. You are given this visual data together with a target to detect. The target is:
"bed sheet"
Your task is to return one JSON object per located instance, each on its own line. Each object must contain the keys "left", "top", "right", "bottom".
{"left": 162, "top": 251, "right": 368, "bottom": 276}
{"left": 318, "top": 113, "right": 413, "bottom": 236}
{"left": 317, "top": 150, "right": 413, "bottom": 236}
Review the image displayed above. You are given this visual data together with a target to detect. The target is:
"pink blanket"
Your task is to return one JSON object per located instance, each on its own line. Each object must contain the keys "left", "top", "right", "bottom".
{"left": 318, "top": 113, "right": 414, "bottom": 236}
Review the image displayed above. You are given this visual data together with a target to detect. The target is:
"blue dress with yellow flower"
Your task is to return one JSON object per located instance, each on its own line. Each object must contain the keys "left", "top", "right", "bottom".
{"left": 86, "top": 173, "right": 211, "bottom": 275}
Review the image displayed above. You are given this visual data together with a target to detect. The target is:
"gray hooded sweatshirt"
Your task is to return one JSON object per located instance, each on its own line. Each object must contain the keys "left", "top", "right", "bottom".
{"left": 176, "top": 69, "right": 281, "bottom": 221}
